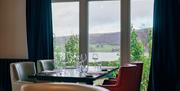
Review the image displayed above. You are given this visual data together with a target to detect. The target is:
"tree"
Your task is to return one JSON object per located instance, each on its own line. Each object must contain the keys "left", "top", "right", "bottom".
{"left": 148, "top": 29, "right": 152, "bottom": 57}
{"left": 65, "top": 35, "right": 79, "bottom": 66}
{"left": 53, "top": 33, "right": 62, "bottom": 68}
{"left": 130, "top": 28, "right": 144, "bottom": 61}
{"left": 54, "top": 46, "right": 62, "bottom": 68}
{"left": 130, "top": 27, "right": 153, "bottom": 91}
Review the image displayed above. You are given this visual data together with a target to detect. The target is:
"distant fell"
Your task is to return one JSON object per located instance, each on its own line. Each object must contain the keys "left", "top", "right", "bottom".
{"left": 54, "top": 28, "right": 150, "bottom": 46}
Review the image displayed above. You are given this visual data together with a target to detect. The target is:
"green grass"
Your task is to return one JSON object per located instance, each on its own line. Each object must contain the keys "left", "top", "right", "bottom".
{"left": 89, "top": 44, "right": 120, "bottom": 52}
{"left": 88, "top": 61, "right": 120, "bottom": 67}
{"left": 55, "top": 44, "right": 120, "bottom": 52}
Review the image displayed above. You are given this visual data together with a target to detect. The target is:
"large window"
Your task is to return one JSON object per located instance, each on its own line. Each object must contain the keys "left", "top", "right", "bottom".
{"left": 130, "top": 0, "right": 153, "bottom": 61}
{"left": 88, "top": 1, "right": 120, "bottom": 66}
{"left": 52, "top": 0, "right": 153, "bottom": 67}
{"left": 130, "top": 0, "right": 154, "bottom": 90}
{"left": 52, "top": 0, "right": 122, "bottom": 68}
{"left": 52, "top": 2, "right": 79, "bottom": 68}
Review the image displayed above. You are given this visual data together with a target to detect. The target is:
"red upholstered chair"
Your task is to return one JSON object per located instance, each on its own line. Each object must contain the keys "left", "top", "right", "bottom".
{"left": 131, "top": 61, "right": 143, "bottom": 91}
{"left": 101, "top": 62, "right": 143, "bottom": 91}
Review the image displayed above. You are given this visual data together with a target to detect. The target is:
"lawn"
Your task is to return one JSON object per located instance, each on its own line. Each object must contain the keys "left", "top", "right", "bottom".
{"left": 89, "top": 44, "right": 120, "bottom": 52}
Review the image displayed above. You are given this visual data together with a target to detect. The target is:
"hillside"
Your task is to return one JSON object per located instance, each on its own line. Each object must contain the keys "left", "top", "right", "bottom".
{"left": 54, "top": 28, "right": 149, "bottom": 45}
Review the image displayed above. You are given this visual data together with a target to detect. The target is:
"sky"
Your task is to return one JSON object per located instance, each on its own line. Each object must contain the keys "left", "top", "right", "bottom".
{"left": 52, "top": 0, "right": 154, "bottom": 37}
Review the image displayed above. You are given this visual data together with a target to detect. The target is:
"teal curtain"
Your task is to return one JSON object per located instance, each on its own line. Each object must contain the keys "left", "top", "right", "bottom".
{"left": 26, "top": 0, "right": 54, "bottom": 59}
{"left": 148, "top": 0, "right": 179, "bottom": 91}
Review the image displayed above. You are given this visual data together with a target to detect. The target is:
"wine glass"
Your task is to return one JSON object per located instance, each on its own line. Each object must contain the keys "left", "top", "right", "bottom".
{"left": 92, "top": 53, "right": 99, "bottom": 71}
{"left": 61, "top": 55, "right": 66, "bottom": 70}
{"left": 75, "top": 54, "right": 81, "bottom": 72}
{"left": 92, "top": 53, "right": 98, "bottom": 63}
{"left": 80, "top": 53, "right": 87, "bottom": 65}
{"left": 80, "top": 53, "right": 88, "bottom": 73}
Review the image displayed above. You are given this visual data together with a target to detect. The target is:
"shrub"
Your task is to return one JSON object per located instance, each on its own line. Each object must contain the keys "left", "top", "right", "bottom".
{"left": 130, "top": 28, "right": 152, "bottom": 91}
{"left": 65, "top": 35, "right": 79, "bottom": 66}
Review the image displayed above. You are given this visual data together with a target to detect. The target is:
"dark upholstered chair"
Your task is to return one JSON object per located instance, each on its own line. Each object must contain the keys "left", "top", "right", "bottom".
{"left": 10, "top": 62, "right": 36, "bottom": 91}
{"left": 101, "top": 62, "right": 143, "bottom": 91}
{"left": 37, "top": 60, "right": 55, "bottom": 73}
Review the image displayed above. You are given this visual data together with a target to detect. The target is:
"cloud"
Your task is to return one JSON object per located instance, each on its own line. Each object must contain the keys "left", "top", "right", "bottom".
{"left": 52, "top": 0, "right": 154, "bottom": 36}
{"left": 89, "top": 1, "right": 120, "bottom": 25}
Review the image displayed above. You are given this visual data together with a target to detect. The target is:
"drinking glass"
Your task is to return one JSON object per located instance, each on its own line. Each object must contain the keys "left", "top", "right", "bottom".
{"left": 92, "top": 53, "right": 98, "bottom": 64}
{"left": 82, "top": 64, "right": 88, "bottom": 74}
{"left": 92, "top": 53, "right": 101, "bottom": 71}
{"left": 75, "top": 54, "right": 82, "bottom": 72}
{"left": 77, "top": 53, "right": 88, "bottom": 73}
{"left": 80, "top": 53, "right": 87, "bottom": 65}
{"left": 61, "top": 55, "right": 66, "bottom": 70}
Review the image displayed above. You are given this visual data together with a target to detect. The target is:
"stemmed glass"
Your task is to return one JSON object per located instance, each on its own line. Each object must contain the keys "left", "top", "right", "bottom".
{"left": 77, "top": 53, "right": 88, "bottom": 73}
{"left": 61, "top": 55, "right": 66, "bottom": 71}
{"left": 92, "top": 53, "right": 99, "bottom": 71}
{"left": 80, "top": 53, "right": 87, "bottom": 65}
{"left": 55, "top": 54, "right": 66, "bottom": 76}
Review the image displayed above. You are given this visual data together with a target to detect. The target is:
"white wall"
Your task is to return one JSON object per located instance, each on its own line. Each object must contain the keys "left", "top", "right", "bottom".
{"left": 0, "top": 0, "right": 28, "bottom": 59}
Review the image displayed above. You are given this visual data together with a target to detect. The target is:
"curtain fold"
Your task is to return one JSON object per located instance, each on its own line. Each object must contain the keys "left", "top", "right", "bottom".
{"left": 26, "top": 0, "right": 54, "bottom": 59}
{"left": 148, "top": 0, "right": 179, "bottom": 91}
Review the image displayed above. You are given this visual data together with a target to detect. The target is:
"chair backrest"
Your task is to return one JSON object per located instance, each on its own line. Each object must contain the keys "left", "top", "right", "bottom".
{"left": 37, "top": 60, "right": 54, "bottom": 73}
{"left": 131, "top": 61, "right": 143, "bottom": 91}
{"left": 10, "top": 62, "right": 36, "bottom": 82}
{"left": 116, "top": 63, "right": 142, "bottom": 91}
{"left": 21, "top": 83, "right": 109, "bottom": 91}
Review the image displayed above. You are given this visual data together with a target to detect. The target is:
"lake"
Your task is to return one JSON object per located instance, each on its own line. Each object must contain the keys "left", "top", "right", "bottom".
{"left": 55, "top": 52, "right": 120, "bottom": 62}
{"left": 88, "top": 52, "right": 120, "bottom": 62}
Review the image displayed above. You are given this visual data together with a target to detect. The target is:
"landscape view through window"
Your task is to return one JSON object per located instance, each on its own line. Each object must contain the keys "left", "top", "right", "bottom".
{"left": 52, "top": 0, "right": 153, "bottom": 90}
{"left": 52, "top": 0, "right": 153, "bottom": 66}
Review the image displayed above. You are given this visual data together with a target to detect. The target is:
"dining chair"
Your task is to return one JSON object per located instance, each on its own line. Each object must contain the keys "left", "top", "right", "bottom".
{"left": 21, "top": 83, "right": 109, "bottom": 91}
{"left": 10, "top": 62, "right": 36, "bottom": 91}
{"left": 131, "top": 61, "right": 143, "bottom": 91}
{"left": 37, "top": 59, "right": 55, "bottom": 73}
{"left": 103, "top": 62, "right": 143, "bottom": 89}
{"left": 101, "top": 63, "right": 143, "bottom": 91}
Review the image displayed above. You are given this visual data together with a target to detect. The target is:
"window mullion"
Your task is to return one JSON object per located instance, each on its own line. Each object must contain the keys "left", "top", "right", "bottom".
{"left": 79, "top": 0, "right": 89, "bottom": 64}
{"left": 121, "top": 0, "right": 131, "bottom": 65}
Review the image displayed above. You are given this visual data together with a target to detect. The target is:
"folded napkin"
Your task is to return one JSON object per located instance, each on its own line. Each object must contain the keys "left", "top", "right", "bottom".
{"left": 87, "top": 71, "right": 105, "bottom": 75}
{"left": 93, "top": 78, "right": 109, "bottom": 86}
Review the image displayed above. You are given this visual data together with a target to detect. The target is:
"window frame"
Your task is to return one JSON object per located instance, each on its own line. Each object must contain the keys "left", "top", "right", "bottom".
{"left": 51, "top": 0, "right": 130, "bottom": 66}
